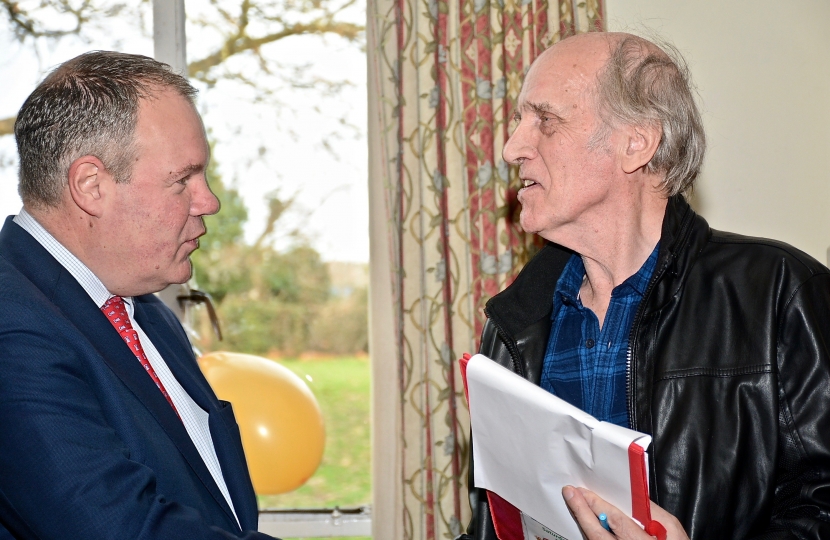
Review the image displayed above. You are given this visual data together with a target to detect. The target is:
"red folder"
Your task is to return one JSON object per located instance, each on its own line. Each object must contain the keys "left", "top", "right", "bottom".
{"left": 459, "top": 354, "right": 666, "bottom": 540}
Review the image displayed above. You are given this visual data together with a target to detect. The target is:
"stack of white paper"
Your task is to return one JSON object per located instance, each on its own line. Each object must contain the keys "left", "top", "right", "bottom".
{"left": 467, "top": 354, "right": 652, "bottom": 540}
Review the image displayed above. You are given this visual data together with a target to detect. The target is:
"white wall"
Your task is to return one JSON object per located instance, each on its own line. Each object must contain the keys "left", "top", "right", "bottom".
{"left": 606, "top": 0, "right": 830, "bottom": 264}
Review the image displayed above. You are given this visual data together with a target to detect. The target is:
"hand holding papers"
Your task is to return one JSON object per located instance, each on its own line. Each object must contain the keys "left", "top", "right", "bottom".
{"left": 461, "top": 354, "right": 665, "bottom": 540}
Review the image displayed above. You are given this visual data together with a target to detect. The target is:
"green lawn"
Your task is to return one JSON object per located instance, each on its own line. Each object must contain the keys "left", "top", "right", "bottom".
{"left": 257, "top": 356, "right": 371, "bottom": 539}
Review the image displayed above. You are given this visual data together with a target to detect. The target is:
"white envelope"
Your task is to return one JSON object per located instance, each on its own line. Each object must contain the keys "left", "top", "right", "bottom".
{"left": 467, "top": 354, "right": 652, "bottom": 540}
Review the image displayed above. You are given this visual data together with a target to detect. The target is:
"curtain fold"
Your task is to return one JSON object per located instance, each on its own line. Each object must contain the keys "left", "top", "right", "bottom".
{"left": 367, "top": 2, "right": 604, "bottom": 538}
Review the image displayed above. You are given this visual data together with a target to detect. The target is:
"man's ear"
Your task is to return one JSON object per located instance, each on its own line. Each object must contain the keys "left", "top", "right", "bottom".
{"left": 66, "top": 156, "right": 111, "bottom": 217}
{"left": 620, "top": 123, "right": 662, "bottom": 174}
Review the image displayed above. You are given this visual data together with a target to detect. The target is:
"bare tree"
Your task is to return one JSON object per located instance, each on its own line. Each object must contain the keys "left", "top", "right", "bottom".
{"left": 1, "top": 0, "right": 127, "bottom": 41}
{"left": 0, "top": 0, "right": 364, "bottom": 136}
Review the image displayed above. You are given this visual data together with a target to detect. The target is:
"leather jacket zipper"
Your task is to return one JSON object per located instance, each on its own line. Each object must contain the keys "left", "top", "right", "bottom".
{"left": 626, "top": 344, "right": 632, "bottom": 422}
{"left": 626, "top": 254, "right": 672, "bottom": 431}
{"left": 625, "top": 211, "right": 693, "bottom": 430}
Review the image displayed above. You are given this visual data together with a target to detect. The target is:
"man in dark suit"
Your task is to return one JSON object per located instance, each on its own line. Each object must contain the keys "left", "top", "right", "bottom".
{"left": 0, "top": 51, "right": 278, "bottom": 539}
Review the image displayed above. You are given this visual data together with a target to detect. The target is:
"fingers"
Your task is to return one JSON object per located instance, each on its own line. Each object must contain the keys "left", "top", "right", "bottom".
{"left": 562, "top": 486, "right": 690, "bottom": 540}
{"left": 562, "top": 486, "right": 615, "bottom": 539}
{"left": 577, "top": 488, "right": 649, "bottom": 539}
{"left": 563, "top": 486, "right": 662, "bottom": 540}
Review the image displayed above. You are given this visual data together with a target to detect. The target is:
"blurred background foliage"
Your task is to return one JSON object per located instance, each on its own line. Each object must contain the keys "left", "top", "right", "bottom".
{"left": 190, "top": 152, "right": 368, "bottom": 357}
{"left": 189, "top": 158, "right": 371, "bottom": 518}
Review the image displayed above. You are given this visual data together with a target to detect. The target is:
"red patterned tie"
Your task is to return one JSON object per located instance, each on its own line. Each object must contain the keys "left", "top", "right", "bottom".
{"left": 101, "top": 296, "right": 180, "bottom": 419}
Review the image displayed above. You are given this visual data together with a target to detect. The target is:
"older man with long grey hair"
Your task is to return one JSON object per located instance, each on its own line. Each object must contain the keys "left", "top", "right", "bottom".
{"left": 461, "top": 32, "right": 830, "bottom": 540}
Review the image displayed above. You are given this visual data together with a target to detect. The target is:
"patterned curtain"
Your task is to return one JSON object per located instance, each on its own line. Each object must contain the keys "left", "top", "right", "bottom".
{"left": 366, "top": 1, "right": 604, "bottom": 538}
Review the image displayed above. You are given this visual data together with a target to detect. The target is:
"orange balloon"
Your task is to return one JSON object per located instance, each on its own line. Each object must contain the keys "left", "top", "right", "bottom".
{"left": 198, "top": 352, "right": 325, "bottom": 494}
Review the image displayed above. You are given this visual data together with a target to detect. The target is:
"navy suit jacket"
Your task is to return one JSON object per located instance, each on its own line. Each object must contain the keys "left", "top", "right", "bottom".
{"left": 0, "top": 217, "right": 276, "bottom": 539}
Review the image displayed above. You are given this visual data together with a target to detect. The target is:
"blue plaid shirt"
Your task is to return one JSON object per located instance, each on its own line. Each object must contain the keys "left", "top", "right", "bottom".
{"left": 540, "top": 244, "right": 659, "bottom": 428}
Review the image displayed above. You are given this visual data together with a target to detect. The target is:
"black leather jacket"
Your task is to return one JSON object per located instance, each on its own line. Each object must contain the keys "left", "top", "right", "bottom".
{"left": 462, "top": 196, "right": 830, "bottom": 539}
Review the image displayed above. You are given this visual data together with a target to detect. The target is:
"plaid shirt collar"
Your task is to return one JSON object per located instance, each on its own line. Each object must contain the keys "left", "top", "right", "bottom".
{"left": 554, "top": 247, "right": 656, "bottom": 309}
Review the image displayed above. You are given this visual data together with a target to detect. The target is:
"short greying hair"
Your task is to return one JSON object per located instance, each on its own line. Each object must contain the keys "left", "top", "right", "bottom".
{"left": 592, "top": 36, "right": 706, "bottom": 196}
{"left": 14, "top": 50, "right": 198, "bottom": 208}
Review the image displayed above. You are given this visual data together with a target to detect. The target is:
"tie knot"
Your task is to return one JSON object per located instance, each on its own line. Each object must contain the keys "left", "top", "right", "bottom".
{"left": 102, "top": 295, "right": 124, "bottom": 311}
{"left": 101, "top": 296, "right": 131, "bottom": 331}
{"left": 101, "top": 296, "right": 124, "bottom": 309}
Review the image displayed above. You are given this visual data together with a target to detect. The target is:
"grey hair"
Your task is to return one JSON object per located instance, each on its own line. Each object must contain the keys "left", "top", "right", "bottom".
{"left": 590, "top": 36, "right": 706, "bottom": 196}
{"left": 14, "top": 50, "right": 198, "bottom": 208}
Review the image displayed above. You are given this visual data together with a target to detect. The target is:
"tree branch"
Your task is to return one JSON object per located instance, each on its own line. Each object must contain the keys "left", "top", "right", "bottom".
{"left": 0, "top": 0, "right": 366, "bottom": 139}
{"left": 188, "top": 19, "right": 363, "bottom": 81}
{"left": 1, "top": 0, "right": 108, "bottom": 41}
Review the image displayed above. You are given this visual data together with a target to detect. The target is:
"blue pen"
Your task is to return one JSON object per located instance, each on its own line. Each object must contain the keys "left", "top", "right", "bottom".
{"left": 599, "top": 513, "right": 612, "bottom": 532}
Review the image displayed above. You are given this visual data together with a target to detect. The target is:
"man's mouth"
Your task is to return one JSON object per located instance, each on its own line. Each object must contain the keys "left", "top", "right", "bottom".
{"left": 182, "top": 238, "right": 199, "bottom": 252}
{"left": 521, "top": 178, "right": 538, "bottom": 188}
{"left": 185, "top": 231, "right": 206, "bottom": 250}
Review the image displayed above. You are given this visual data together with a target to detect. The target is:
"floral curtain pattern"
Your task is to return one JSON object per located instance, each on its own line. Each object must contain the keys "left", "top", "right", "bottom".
{"left": 367, "top": 1, "right": 604, "bottom": 538}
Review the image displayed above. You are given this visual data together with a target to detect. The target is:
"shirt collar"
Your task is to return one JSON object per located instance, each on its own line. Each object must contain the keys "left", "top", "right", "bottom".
{"left": 621, "top": 242, "right": 660, "bottom": 297}
{"left": 554, "top": 254, "right": 585, "bottom": 308}
{"left": 13, "top": 208, "right": 126, "bottom": 309}
{"left": 552, "top": 242, "right": 660, "bottom": 314}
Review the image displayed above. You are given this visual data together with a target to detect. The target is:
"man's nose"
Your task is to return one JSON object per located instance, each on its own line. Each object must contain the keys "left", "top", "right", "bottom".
{"left": 502, "top": 122, "right": 536, "bottom": 165}
{"left": 192, "top": 177, "right": 221, "bottom": 217}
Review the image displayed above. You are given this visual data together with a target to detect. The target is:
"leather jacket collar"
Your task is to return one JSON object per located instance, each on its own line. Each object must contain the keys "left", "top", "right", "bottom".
{"left": 483, "top": 195, "right": 706, "bottom": 381}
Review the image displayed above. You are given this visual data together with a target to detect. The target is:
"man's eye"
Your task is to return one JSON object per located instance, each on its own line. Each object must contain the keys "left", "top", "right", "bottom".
{"left": 508, "top": 112, "right": 521, "bottom": 134}
{"left": 509, "top": 113, "right": 521, "bottom": 130}
{"left": 539, "top": 116, "right": 556, "bottom": 136}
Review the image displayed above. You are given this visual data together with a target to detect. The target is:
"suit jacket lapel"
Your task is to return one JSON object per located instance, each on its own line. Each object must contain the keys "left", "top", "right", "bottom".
{"left": 138, "top": 300, "right": 259, "bottom": 530}
{"left": 80, "top": 291, "right": 243, "bottom": 529}
{"left": 0, "top": 219, "right": 244, "bottom": 528}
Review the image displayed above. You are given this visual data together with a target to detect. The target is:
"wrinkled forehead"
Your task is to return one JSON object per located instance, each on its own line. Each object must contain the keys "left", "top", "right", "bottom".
{"left": 517, "top": 35, "right": 612, "bottom": 110}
